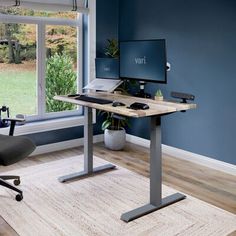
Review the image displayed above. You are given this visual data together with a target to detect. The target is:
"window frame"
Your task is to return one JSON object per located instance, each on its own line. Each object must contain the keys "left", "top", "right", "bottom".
{"left": 0, "top": 13, "right": 83, "bottom": 121}
{"left": 0, "top": 0, "right": 96, "bottom": 135}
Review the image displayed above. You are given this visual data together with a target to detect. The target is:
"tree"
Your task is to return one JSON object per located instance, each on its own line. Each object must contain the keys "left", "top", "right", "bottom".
{"left": 0, "top": 7, "right": 21, "bottom": 64}
{"left": 45, "top": 53, "right": 77, "bottom": 112}
{"left": 0, "top": 6, "right": 77, "bottom": 64}
{"left": 5, "top": 23, "right": 15, "bottom": 63}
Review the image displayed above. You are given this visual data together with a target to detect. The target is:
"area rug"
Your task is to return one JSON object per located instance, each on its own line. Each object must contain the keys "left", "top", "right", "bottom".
{"left": 0, "top": 155, "right": 235, "bottom": 236}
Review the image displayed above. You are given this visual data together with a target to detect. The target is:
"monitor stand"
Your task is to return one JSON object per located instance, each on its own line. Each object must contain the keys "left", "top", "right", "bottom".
{"left": 135, "top": 81, "right": 151, "bottom": 98}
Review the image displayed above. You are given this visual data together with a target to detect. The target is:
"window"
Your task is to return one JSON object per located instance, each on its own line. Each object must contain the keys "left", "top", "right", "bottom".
{"left": 0, "top": 22, "right": 37, "bottom": 116}
{"left": 45, "top": 24, "right": 78, "bottom": 116}
{"left": 0, "top": 7, "right": 82, "bottom": 120}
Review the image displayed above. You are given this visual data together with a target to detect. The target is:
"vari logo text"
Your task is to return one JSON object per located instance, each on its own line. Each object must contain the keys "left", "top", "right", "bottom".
{"left": 135, "top": 56, "right": 147, "bottom": 65}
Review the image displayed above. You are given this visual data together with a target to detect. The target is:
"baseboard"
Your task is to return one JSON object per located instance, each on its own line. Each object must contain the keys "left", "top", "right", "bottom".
{"left": 126, "top": 134, "right": 150, "bottom": 148}
{"left": 126, "top": 134, "right": 236, "bottom": 176}
{"left": 32, "top": 133, "right": 236, "bottom": 176}
{"left": 31, "top": 134, "right": 104, "bottom": 156}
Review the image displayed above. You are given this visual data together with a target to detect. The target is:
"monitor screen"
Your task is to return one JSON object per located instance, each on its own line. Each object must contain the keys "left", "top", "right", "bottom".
{"left": 95, "top": 58, "right": 119, "bottom": 79}
{"left": 119, "top": 39, "right": 167, "bottom": 83}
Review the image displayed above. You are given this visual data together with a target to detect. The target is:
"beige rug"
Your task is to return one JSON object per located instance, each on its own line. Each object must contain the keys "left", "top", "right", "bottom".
{"left": 0, "top": 155, "right": 235, "bottom": 236}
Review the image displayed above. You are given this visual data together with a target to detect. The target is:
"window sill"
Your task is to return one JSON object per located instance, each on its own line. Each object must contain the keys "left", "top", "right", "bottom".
{"left": 0, "top": 116, "right": 88, "bottom": 136}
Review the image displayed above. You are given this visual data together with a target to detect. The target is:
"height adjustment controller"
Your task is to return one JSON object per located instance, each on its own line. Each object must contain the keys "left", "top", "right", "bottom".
{"left": 171, "top": 91, "right": 195, "bottom": 103}
{"left": 171, "top": 91, "right": 195, "bottom": 113}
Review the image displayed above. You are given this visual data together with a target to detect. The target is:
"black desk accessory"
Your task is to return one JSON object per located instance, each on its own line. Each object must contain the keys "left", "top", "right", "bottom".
{"left": 75, "top": 95, "right": 113, "bottom": 104}
{"left": 171, "top": 91, "right": 195, "bottom": 103}
{"left": 0, "top": 105, "right": 10, "bottom": 128}
{"left": 134, "top": 81, "right": 152, "bottom": 98}
{"left": 129, "top": 102, "right": 149, "bottom": 110}
{"left": 112, "top": 101, "right": 126, "bottom": 107}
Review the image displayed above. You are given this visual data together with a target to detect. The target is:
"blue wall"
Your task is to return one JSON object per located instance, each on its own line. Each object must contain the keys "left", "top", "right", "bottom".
{"left": 96, "top": 0, "right": 119, "bottom": 57}
{"left": 119, "top": 0, "right": 236, "bottom": 165}
{"left": 26, "top": 122, "right": 103, "bottom": 146}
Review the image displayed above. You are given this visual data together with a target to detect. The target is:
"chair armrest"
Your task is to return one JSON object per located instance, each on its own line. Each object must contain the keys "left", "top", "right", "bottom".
{"left": 3, "top": 118, "right": 25, "bottom": 123}
{"left": 2, "top": 118, "right": 26, "bottom": 136}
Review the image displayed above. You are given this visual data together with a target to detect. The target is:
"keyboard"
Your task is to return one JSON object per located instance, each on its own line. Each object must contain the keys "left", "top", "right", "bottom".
{"left": 75, "top": 95, "right": 113, "bottom": 104}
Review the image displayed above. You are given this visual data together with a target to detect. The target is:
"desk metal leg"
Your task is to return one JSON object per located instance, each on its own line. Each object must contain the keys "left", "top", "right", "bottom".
{"left": 121, "top": 116, "right": 186, "bottom": 222}
{"left": 58, "top": 107, "right": 116, "bottom": 183}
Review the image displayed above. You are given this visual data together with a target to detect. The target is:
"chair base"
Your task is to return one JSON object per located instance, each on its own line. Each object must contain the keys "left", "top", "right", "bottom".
{"left": 0, "top": 175, "right": 21, "bottom": 185}
{"left": 0, "top": 176, "right": 23, "bottom": 201}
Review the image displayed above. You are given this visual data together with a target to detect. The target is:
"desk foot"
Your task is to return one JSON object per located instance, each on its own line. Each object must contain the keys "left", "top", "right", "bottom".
{"left": 58, "top": 164, "right": 116, "bottom": 183}
{"left": 121, "top": 193, "right": 186, "bottom": 222}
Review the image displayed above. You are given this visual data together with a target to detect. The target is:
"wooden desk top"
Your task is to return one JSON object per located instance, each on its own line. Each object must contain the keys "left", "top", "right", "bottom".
{"left": 54, "top": 92, "right": 196, "bottom": 118}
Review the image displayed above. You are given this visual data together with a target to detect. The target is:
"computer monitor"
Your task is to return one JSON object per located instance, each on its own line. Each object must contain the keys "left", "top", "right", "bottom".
{"left": 95, "top": 58, "right": 119, "bottom": 79}
{"left": 119, "top": 39, "right": 167, "bottom": 83}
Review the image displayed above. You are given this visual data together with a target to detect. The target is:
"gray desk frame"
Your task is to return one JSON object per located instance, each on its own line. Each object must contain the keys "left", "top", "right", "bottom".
{"left": 120, "top": 115, "right": 185, "bottom": 222}
{"left": 55, "top": 94, "right": 195, "bottom": 222}
{"left": 58, "top": 107, "right": 116, "bottom": 183}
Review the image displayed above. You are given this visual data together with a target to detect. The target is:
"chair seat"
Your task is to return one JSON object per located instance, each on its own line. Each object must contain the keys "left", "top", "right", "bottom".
{"left": 0, "top": 134, "right": 36, "bottom": 166}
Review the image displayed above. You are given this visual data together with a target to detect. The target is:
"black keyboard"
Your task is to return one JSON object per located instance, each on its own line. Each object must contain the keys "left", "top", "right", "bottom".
{"left": 75, "top": 95, "right": 113, "bottom": 104}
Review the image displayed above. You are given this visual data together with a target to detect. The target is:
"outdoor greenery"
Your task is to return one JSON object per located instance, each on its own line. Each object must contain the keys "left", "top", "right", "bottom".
{"left": 46, "top": 53, "right": 77, "bottom": 113}
{"left": 0, "top": 6, "right": 77, "bottom": 66}
{"left": 0, "top": 6, "right": 78, "bottom": 116}
{"left": 0, "top": 69, "right": 36, "bottom": 117}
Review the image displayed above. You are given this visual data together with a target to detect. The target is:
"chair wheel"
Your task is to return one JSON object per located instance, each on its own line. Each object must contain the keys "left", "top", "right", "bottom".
{"left": 14, "top": 179, "right": 21, "bottom": 186}
{"left": 15, "top": 194, "right": 23, "bottom": 202}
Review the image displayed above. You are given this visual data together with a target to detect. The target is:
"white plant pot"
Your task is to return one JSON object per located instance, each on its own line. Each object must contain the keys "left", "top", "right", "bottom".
{"left": 154, "top": 96, "right": 164, "bottom": 101}
{"left": 104, "top": 128, "right": 126, "bottom": 151}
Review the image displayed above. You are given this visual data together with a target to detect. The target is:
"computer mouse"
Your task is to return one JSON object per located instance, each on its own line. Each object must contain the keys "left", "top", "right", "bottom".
{"left": 142, "top": 104, "right": 150, "bottom": 110}
{"left": 112, "top": 101, "right": 126, "bottom": 107}
{"left": 129, "top": 102, "right": 149, "bottom": 110}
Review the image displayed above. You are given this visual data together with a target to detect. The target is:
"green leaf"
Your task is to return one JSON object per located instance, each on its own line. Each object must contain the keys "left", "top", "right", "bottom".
{"left": 102, "top": 120, "right": 111, "bottom": 131}
{"left": 45, "top": 53, "right": 76, "bottom": 112}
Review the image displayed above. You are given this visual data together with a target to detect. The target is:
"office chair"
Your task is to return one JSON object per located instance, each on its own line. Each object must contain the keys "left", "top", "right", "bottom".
{"left": 0, "top": 118, "right": 36, "bottom": 201}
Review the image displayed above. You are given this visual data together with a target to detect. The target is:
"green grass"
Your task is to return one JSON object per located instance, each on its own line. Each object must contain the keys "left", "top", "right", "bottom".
{"left": 0, "top": 70, "right": 37, "bottom": 117}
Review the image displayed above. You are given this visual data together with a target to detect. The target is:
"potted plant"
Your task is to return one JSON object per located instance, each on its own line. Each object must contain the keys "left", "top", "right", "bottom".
{"left": 104, "top": 39, "right": 119, "bottom": 58}
{"left": 95, "top": 39, "right": 119, "bottom": 82}
{"left": 98, "top": 39, "right": 131, "bottom": 150}
{"left": 154, "top": 89, "right": 163, "bottom": 101}
{"left": 99, "top": 111, "right": 129, "bottom": 150}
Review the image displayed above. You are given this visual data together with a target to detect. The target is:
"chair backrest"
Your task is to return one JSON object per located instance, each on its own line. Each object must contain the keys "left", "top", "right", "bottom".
{"left": 0, "top": 134, "right": 36, "bottom": 166}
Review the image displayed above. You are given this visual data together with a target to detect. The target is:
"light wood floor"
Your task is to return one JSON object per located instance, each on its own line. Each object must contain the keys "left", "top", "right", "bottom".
{"left": 0, "top": 142, "right": 235, "bottom": 236}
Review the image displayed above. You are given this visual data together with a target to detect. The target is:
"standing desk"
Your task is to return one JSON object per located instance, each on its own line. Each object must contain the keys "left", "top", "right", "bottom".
{"left": 54, "top": 92, "right": 196, "bottom": 222}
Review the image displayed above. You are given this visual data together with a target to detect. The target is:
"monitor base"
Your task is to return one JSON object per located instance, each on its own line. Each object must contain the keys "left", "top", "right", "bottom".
{"left": 134, "top": 92, "right": 151, "bottom": 99}
{"left": 134, "top": 81, "right": 151, "bottom": 99}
